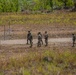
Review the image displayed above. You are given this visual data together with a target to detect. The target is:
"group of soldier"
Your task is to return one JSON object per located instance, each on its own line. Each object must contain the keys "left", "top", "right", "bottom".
{"left": 26, "top": 31, "right": 48, "bottom": 48}
{"left": 26, "top": 31, "right": 76, "bottom": 48}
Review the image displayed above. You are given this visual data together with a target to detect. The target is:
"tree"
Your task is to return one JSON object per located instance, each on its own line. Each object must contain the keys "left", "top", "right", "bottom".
{"left": 63, "top": 0, "right": 68, "bottom": 8}
{"left": 49, "top": 0, "right": 53, "bottom": 10}
{"left": 73, "top": 0, "right": 76, "bottom": 10}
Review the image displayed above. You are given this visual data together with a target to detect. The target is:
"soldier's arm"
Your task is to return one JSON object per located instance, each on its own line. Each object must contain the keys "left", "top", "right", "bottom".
{"left": 27, "top": 34, "right": 29, "bottom": 38}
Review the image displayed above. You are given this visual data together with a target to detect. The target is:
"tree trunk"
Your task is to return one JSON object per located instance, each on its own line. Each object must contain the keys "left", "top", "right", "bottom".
{"left": 50, "top": 0, "right": 53, "bottom": 10}
{"left": 64, "top": 0, "right": 67, "bottom": 9}
{"left": 73, "top": 0, "right": 76, "bottom": 10}
{"left": 74, "top": 2, "right": 76, "bottom": 10}
{"left": 64, "top": 0, "right": 67, "bottom": 8}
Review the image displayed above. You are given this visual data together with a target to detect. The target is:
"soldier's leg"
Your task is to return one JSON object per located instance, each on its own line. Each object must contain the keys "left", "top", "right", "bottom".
{"left": 47, "top": 39, "right": 48, "bottom": 46}
{"left": 45, "top": 39, "right": 46, "bottom": 46}
{"left": 41, "top": 39, "right": 43, "bottom": 45}
{"left": 72, "top": 40, "right": 75, "bottom": 47}
{"left": 40, "top": 41, "right": 41, "bottom": 47}
{"left": 27, "top": 39, "right": 29, "bottom": 44}
{"left": 37, "top": 40, "right": 40, "bottom": 47}
{"left": 46, "top": 40, "right": 48, "bottom": 46}
{"left": 37, "top": 40, "right": 41, "bottom": 47}
{"left": 45, "top": 39, "right": 48, "bottom": 46}
{"left": 30, "top": 40, "right": 33, "bottom": 48}
{"left": 37, "top": 41, "right": 39, "bottom": 47}
{"left": 74, "top": 40, "right": 75, "bottom": 46}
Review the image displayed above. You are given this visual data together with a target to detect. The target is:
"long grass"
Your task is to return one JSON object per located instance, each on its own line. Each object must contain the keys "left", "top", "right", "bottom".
{"left": 0, "top": 49, "right": 76, "bottom": 75}
{"left": 0, "top": 12, "right": 76, "bottom": 26}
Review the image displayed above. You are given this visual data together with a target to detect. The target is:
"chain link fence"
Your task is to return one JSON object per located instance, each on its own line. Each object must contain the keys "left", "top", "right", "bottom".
{"left": 0, "top": 25, "right": 28, "bottom": 40}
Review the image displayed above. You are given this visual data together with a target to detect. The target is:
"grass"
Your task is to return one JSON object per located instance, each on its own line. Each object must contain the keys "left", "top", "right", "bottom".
{"left": 0, "top": 48, "right": 76, "bottom": 75}
{"left": 0, "top": 11, "right": 76, "bottom": 75}
{"left": 0, "top": 12, "right": 76, "bottom": 26}
{"left": 0, "top": 11, "right": 76, "bottom": 39}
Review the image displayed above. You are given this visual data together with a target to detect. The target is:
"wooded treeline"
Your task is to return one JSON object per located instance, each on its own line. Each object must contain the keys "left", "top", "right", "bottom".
{"left": 0, "top": 0, "right": 76, "bottom": 12}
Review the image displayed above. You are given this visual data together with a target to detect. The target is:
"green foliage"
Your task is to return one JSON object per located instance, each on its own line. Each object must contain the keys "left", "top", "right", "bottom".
{"left": 23, "top": 69, "right": 31, "bottom": 75}
{"left": 0, "top": 0, "right": 19, "bottom": 12}
{"left": 53, "top": 0, "right": 64, "bottom": 9}
{"left": 0, "top": 0, "right": 75, "bottom": 12}
{"left": 66, "top": 0, "right": 74, "bottom": 7}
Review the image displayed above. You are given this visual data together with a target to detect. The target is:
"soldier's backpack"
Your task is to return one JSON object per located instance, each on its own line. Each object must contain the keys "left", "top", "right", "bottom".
{"left": 38, "top": 34, "right": 42, "bottom": 40}
{"left": 45, "top": 34, "right": 48, "bottom": 39}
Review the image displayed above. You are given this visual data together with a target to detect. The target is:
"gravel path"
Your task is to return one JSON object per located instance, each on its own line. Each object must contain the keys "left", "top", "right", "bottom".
{"left": 0, "top": 38, "right": 72, "bottom": 45}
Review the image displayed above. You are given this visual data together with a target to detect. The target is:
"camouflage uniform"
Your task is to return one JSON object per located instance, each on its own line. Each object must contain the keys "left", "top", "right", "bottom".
{"left": 72, "top": 34, "right": 75, "bottom": 47}
{"left": 27, "top": 31, "right": 33, "bottom": 47}
{"left": 29, "top": 34, "right": 33, "bottom": 48}
{"left": 37, "top": 32, "right": 43, "bottom": 47}
{"left": 44, "top": 31, "right": 48, "bottom": 46}
{"left": 27, "top": 31, "right": 31, "bottom": 44}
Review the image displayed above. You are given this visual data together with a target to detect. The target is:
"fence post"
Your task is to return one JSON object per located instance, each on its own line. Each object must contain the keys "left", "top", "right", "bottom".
{"left": 4, "top": 25, "right": 6, "bottom": 40}
{"left": 9, "top": 22, "right": 11, "bottom": 39}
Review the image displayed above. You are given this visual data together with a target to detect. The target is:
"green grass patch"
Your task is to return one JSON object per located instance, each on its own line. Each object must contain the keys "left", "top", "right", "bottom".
{"left": 0, "top": 12, "right": 76, "bottom": 26}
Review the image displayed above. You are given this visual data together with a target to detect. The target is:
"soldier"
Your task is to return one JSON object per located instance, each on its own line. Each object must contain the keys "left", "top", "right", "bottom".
{"left": 37, "top": 32, "right": 43, "bottom": 47}
{"left": 26, "top": 31, "right": 33, "bottom": 48}
{"left": 72, "top": 34, "right": 76, "bottom": 47}
{"left": 26, "top": 31, "right": 31, "bottom": 44}
{"left": 38, "top": 32, "right": 43, "bottom": 44}
{"left": 44, "top": 31, "right": 48, "bottom": 46}
{"left": 29, "top": 33, "right": 33, "bottom": 48}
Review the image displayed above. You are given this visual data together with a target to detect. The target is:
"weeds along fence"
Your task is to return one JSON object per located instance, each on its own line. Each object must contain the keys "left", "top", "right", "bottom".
{"left": 0, "top": 25, "right": 28, "bottom": 40}
{"left": 0, "top": 25, "right": 75, "bottom": 40}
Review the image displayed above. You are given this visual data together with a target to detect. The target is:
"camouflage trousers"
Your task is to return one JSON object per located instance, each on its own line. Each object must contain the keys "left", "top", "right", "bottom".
{"left": 27, "top": 39, "right": 33, "bottom": 48}
{"left": 72, "top": 40, "right": 75, "bottom": 47}
{"left": 45, "top": 39, "right": 48, "bottom": 46}
{"left": 37, "top": 40, "right": 42, "bottom": 47}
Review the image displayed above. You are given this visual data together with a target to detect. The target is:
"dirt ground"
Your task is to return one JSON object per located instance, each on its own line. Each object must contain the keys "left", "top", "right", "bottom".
{"left": 0, "top": 42, "right": 76, "bottom": 58}
{"left": 0, "top": 24, "right": 76, "bottom": 56}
